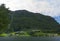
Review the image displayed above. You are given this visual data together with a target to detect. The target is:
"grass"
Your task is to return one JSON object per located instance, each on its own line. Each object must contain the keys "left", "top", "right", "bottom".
{"left": 0, "top": 31, "right": 59, "bottom": 37}
{"left": 0, "top": 33, "right": 8, "bottom": 37}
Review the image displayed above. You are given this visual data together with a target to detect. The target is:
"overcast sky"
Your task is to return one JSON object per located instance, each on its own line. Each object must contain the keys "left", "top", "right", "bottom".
{"left": 0, "top": 0, "right": 60, "bottom": 17}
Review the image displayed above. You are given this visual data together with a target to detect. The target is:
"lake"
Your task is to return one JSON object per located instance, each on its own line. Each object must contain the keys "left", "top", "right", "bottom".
{"left": 0, "top": 36, "right": 60, "bottom": 41}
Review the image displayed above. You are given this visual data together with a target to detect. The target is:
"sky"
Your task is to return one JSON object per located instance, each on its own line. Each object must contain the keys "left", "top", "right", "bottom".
{"left": 54, "top": 16, "right": 60, "bottom": 24}
{"left": 0, "top": 0, "right": 60, "bottom": 17}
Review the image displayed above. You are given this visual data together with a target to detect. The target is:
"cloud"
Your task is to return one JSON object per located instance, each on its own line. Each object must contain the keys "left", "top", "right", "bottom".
{"left": 34, "top": 0, "right": 60, "bottom": 17}
{"left": 0, "top": 0, "right": 60, "bottom": 17}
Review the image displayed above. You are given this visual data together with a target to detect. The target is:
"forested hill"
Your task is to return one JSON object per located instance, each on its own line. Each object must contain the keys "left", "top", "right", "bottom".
{"left": 9, "top": 10, "right": 60, "bottom": 33}
{"left": 0, "top": 4, "right": 60, "bottom": 33}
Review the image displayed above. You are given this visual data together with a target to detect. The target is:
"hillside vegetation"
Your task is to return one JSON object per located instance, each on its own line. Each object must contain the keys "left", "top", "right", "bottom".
{"left": 0, "top": 4, "right": 60, "bottom": 36}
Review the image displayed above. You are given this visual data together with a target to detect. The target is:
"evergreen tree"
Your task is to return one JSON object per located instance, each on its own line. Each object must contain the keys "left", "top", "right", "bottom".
{"left": 0, "top": 4, "right": 10, "bottom": 33}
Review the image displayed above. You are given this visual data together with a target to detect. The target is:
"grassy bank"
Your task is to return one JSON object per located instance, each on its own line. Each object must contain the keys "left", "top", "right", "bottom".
{"left": 0, "top": 31, "right": 59, "bottom": 37}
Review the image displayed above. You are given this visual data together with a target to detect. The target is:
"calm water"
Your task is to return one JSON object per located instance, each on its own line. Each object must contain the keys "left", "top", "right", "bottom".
{"left": 0, "top": 36, "right": 60, "bottom": 41}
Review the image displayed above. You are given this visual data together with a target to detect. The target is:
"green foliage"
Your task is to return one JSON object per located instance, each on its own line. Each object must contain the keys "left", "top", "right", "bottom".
{"left": 0, "top": 4, "right": 10, "bottom": 33}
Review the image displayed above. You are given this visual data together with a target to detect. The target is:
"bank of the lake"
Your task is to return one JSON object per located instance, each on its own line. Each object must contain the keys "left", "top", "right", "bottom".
{"left": 0, "top": 32, "right": 59, "bottom": 37}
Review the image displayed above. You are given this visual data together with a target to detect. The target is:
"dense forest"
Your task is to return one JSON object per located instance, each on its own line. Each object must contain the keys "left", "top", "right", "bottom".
{"left": 0, "top": 4, "right": 60, "bottom": 36}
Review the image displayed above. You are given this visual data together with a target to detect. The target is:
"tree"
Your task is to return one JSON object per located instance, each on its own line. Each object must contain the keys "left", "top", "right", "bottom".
{"left": 0, "top": 4, "right": 10, "bottom": 33}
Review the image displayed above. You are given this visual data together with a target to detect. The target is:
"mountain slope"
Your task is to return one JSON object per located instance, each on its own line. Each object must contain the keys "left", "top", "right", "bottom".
{"left": 9, "top": 10, "right": 59, "bottom": 33}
